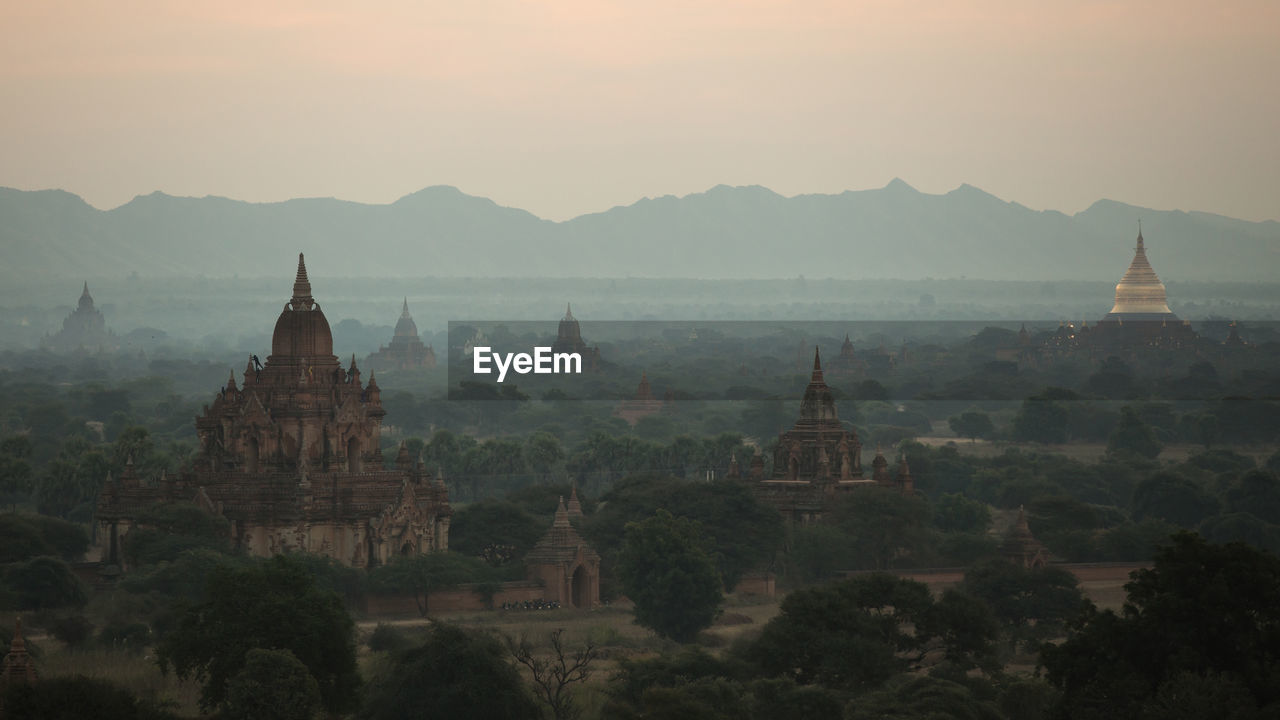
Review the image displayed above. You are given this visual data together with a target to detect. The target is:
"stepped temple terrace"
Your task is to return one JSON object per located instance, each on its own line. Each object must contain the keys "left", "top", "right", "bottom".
{"left": 95, "top": 254, "right": 451, "bottom": 569}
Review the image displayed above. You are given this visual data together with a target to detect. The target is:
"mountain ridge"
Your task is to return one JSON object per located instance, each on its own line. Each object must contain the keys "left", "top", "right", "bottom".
{"left": 1, "top": 183, "right": 1276, "bottom": 282}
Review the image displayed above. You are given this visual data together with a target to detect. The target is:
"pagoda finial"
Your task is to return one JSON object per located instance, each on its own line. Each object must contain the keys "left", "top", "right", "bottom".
{"left": 810, "top": 346, "right": 824, "bottom": 383}
{"left": 1136, "top": 220, "right": 1144, "bottom": 250}
{"left": 292, "top": 253, "right": 313, "bottom": 304}
{"left": 564, "top": 302, "right": 574, "bottom": 320}
{"left": 401, "top": 297, "right": 410, "bottom": 318}
{"left": 554, "top": 496, "right": 571, "bottom": 528}
{"left": 226, "top": 370, "right": 237, "bottom": 391}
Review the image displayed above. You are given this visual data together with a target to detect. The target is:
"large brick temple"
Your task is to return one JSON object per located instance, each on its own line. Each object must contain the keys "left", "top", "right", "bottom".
{"left": 738, "top": 348, "right": 913, "bottom": 524}
{"left": 96, "top": 254, "right": 451, "bottom": 568}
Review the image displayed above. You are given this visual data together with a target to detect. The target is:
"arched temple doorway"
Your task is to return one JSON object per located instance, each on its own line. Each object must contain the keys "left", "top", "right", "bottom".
{"left": 347, "top": 437, "right": 361, "bottom": 473}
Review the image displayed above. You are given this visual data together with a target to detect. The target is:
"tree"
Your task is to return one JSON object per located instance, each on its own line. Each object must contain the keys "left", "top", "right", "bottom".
{"left": 359, "top": 623, "right": 541, "bottom": 720}
{"left": 748, "top": 573, "right": 997, "bottom": 691}
{"left": 3, "top": 675, "right": 179, "bottom": 720}
{"left": 157, "top": 555, "right": 361, "bottom": 715}
{"left": 2, "top": 555, "right": 88, "bottom": 610}
{"left": 616, "top": 509, "right": 722, "bottom": 642}
{"left": 524, "top": 431, "right": 565, "bottom": 480}
{"left": 0, "top": 515, "right": 58, "bottom": 563}
{"left": 1224, "top": 470, "right": 1280, "bottom": 525}
{"left": 1013, "top": 392, "right": 1070, "bottom": 444}
{"left": 223, "top": 648, "right": 321, "bottom": 720}
{"left": 368, "top": 551, "right": 492, "bottom": 617}
{"left": 448, "top": 499, "right": 545, "bottom": 564}
{"left": 603, "top": 647, "right": 753, "bottom": 720}
{"left": 1108, "top": 406, "right": 1162, "bottom": 459}
{"left": 949, "top": 411, "right": 995, "bottom": 442}
{"left": 121, "top": 502, "right": 232, "bottom": 566}
{"left": 960, "top": 559, "right": 1087, "bottom": 651}
{"left": 828, "top": 486, "right": 930, "bottom": 570}
{"left": 583, "top": 476, "right": 781, "bottom": 591}
{"left": 846, "top": 675, "right": 1004, "bottom": 720}
{"left": 0, "top": 435, "right": 34, "bottom": 509}
{"left": 933, "top": 493, "right": 992, "bottom": 534}
{"left": 1131, "top": 472, "right": 1220, "bottom": 527}
{"left": 507, "top": 628, "right": 599, "bottom": 720}
{"left": 1041, "top": 532, "right": 1280, "bottom": 718}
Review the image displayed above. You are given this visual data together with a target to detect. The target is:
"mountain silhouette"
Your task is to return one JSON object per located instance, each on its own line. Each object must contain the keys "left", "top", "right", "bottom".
{"left": 1, "top": 182, "right": 1275, "bottom": 281}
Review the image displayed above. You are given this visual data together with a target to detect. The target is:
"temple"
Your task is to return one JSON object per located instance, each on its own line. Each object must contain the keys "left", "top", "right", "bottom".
{"left": 827, "top": 333, "right": 867, "bottom": 377}
{"left": 95, "top": 254, "right": 451, "bottom": 569}
{"left": 43, "top": 282, "right": 116, "bottom": 353}
{"left": 523, "top": 496, "right": 601, "bottom": 609}
{"left": 613, "top": 372, "right": 666, "bottom": 424}
{"left": 1102, "top": 225, "right": 1176, "bottom": 321}
{"left": 1080, "top": 226, "right": 1197, "bottom": 349}
{"left": 999, "top": 507, "right": 1049, "bottom": 569}
{"left": 744, "top": 348, "right": 912, "bottom": 523}
{"left": 366, "top": 298, "right": 437, "bottom": 371}
{"left": 551, "top": 304, "right": 600, "bottom": 370}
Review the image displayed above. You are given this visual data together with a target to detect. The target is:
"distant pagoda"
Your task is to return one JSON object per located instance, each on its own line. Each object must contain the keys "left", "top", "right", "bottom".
{"left": 551, "top": 304, "right": 600, "bottom": 370}
{"left": 1102, "top": 225, "right": 1177, "bottom": 322}
{"left": 367, "top": 298, "right": 436, "bottom": 371}
{"left": 1090, "top": 225, "right": 1196, "bottom": 348}
{"left": 43, "top": 282, "right": 116, "bottom": 353}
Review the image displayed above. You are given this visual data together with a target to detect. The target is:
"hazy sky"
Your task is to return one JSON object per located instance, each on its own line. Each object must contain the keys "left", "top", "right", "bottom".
{"left": 2, "top": 1, "right": 1277, "bottom": 221}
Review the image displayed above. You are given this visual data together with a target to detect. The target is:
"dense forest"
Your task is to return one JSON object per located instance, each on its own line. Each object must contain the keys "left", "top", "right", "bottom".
{"left": 2, "top": 315, "right": 1279, "bottom": 718}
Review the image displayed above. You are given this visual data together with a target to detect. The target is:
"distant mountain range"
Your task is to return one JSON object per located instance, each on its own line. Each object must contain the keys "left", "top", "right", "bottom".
{"left": 1, "top": 181, "right": 1276, "bottom": 281}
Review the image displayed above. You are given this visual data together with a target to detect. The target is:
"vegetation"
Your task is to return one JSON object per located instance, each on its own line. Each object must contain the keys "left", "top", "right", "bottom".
{"left": 156, "top": 555, "right": 361, "bottom": 715}
{"left": 616, "top": 509, "right": 724, "bottom": 642}
{"left": 359, "top": 623, "right": 541, "bottom": 720}
{"left": 1042, "top": 532, "right": 1280, "bottom": 718}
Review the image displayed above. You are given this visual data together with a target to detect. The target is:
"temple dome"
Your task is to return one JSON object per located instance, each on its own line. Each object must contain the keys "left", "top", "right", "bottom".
{"left": 271, "top": 253, "right": 335, "bottom": 359}
{"left": 1107, "top": 228, "right": 1174, "bottom": 317}
{"left": 393, "top": 298, "right": 419, "bottom": 338}
{"left": 558, "top": 303, "right": 582, "bottom": 344}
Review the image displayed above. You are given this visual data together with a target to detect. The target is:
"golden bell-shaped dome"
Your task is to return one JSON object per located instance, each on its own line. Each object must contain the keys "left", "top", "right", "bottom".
{"left": 1108, "top": 229, "right": 1172, "bottom": 315}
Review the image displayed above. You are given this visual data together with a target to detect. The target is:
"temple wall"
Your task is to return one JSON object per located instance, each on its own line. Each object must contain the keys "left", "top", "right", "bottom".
{"left": 362, "top": 581, "right": 547, "bottom": 616}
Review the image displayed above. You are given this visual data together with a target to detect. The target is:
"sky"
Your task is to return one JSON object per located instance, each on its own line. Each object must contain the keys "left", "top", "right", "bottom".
{"left": 2, "top": 1, "right": 1278, "bottom": 222}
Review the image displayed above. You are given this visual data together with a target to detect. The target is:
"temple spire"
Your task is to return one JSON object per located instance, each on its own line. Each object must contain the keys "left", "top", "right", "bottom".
{"left": 811, "top": 346, "right": 824, "bottom": 382}
{"left": 401, "top": 297, "right": 410, "bottom": 318}
{"left": 564, "top": 302, "right": 574, "bottom": 320}
{"left": 292, "top": 253, "right": 313, "bottom": 305}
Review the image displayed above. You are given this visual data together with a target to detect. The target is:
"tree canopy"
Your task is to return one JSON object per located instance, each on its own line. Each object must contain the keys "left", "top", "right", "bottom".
{"left": 156, "top": 555, "right": 361, "bottom": 715}
{"left": 359, "top": 623, "right": 541, "bottom": 720}
{"left": 1041, "top": 532, "right": 1280, "bottom": 718}
{"left": 616, "top": 509, "right": 723, "bottom": 643}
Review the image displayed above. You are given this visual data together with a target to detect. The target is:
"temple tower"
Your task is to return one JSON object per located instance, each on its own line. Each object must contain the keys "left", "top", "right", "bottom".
{"left": 1104, "top": 226, "right": 1176, "bottom": 320}
{"left": 97, "top": 254, "right": 450, "bottom": 568}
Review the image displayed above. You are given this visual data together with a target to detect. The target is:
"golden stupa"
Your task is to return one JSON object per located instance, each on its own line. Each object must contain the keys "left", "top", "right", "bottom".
{"left": 1104, "top": 226, "right": 1176, "bottom": 319}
